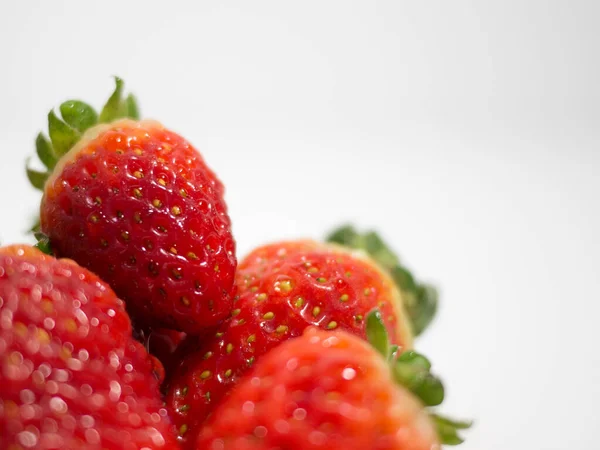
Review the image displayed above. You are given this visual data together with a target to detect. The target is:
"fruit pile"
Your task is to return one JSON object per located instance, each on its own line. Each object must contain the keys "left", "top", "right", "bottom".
{"left": 2, "top": 79, "right": 470, "bottom": 449}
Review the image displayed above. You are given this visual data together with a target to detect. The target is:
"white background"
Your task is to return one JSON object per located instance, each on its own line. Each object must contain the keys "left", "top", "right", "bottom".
{"left": 1, "top": 1, "right": 599, "bottom": 449}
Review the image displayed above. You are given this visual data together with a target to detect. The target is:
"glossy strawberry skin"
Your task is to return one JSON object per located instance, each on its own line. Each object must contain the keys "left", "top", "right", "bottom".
{"left": 167, "top": 240, "right": 413, "bottom": 448}
{"left": 41, "top": 119, "right": 236, "bottom": 334}
{"left": 197, "top": 327, "right": 437, "bottom": 450}
{"left": 0, "top": 245, "right": 177, "bottom": 449}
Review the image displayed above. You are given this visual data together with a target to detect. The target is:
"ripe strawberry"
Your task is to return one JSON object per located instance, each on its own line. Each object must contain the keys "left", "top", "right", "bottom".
{"left": 27, "top": 78, "right": 237, "bottom": 334}
{"left": 166, "top": 240, "right": 414, "bottom": 448}
{"left": 0, "top": 245, "right": 177, "bottom": 449}
{"left": 197, "top": 312, "right": 470, "bottom": 449}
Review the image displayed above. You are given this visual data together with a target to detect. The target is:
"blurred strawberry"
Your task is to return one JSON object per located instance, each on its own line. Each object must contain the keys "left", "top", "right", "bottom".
{"left": 166, "top": 240, "right": 415, "bottom": 447}
{"left": 0, "top": 245, "right": 177, "bottom": 449}
{"left": 197, "top": 312, "right": 470, "bottom": 449}
{"left": 27, "top": 78, "right": 236, "bottom": 334}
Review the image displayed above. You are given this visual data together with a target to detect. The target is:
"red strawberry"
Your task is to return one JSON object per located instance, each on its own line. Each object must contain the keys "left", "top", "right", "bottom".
{"left": 196, "top": 313, "right": 470, "bottom": 449}
{"left": 0, "top": 245, "right": 177, "bottom": 449}
{"left": 28, "top": 78, "right": 236, "bottom": 334}
{"left": 166, "top": 240, "right": 414, "bottom": 448}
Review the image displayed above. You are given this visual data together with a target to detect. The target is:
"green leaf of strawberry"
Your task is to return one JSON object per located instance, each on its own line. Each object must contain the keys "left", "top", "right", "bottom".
{"left": 59, "top": 100, "right": 98, "bottom": 132}
{"left": 328, "top": 225, "right": 438, "bottom": 336}
{"left": 125, "top": 93, "right": 140, "bottom": 120}
{"left": 35, "top": 132, "right": 57, "bottom": 170}
{"left": 98, "top": 76, "right": 125, "bottom": 122}
{"left": 33, "top": 232, "right": 53, "bottom": 255}
{"left": 364, "top": 309, "right": 471, "bottom": 445}
{"left": 365, "top": 310, "right": 443, "bottom": 406}
{"left": 29, "top": 218, "right": 41, "bottom": 234}
{"left": 48, "top": 109, "right": 80, "bottom": 157}
{"left": 98, "top": 76, "right": 138, "bottom": 123}
{"left": 366, "top": 309, "right": 391, "bottom": 358}
{"left": 25, "top": 161, "right": 49, "bottom": 191}
{"left": 431, "top": 414, "right": 474, "bottom": 446}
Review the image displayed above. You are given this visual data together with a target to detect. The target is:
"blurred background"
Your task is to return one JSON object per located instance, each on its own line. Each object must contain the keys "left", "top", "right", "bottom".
{"left": 0, "top": 1, "right": 598, "bottom": 448}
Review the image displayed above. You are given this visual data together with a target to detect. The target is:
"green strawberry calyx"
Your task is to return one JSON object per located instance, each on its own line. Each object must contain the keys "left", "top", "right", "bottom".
{"left": 328, "top": 225, "right": 438, "bottom": 337}
{"left": 366, "top": 310, "right": 472, "bottom": 445}
{"left": 26, "top": 77, "right": 139, "bottom": 196}
{"left": 33, "top": 232, "right": 52, "bottom": 255}
{"left": 26, "top": 77, "right": 139, "bottom": 234}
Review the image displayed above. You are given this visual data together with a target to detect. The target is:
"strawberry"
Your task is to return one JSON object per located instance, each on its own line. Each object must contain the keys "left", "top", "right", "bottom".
{"left": 327, "top": 225, "right": 438, "bottom": 337}
{"left": 126, "top": 337, "right": 168, "bottom": 386}
{"left": 0, "top": 245, "right": 177, "bottom": 449}
{"left": 27, "top": 78, "right": 237, "bottom": 334}
{"left": 197, "top": 311, "right": 470, "bottom": 449}
{"left": 166, "top": 240, "right": 415, "bottom": 448}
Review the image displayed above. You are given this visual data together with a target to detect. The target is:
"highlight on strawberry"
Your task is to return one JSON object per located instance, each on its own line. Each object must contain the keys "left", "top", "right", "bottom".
{"left": 196, "top": 310, "right": 470, "bottom": 449}
{"left": 26, "top": 78, "right": 237, "bottom": 335}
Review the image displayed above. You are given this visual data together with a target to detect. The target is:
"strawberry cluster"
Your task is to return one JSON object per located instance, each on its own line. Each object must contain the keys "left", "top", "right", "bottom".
{"left": 2, "top": 79, "right": 470, "bottom": 449}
